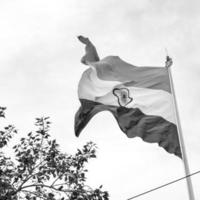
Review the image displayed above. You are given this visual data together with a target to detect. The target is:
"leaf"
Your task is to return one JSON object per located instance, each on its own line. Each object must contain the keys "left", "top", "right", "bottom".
{"left": 28, "top": 132, "right": 32, "bottom": 136}
{"left": 58, "top": 186, "right": 63, "bottom": 191}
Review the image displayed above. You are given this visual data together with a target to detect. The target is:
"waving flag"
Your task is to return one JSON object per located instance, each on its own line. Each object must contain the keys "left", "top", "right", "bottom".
{"left": 75, "top": 36, "right": 181, "bottom": 158}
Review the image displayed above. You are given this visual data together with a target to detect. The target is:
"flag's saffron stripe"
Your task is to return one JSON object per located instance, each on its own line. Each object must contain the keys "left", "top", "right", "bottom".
{"left": 90, "top": 56, "right": 171, "bottom": 93}
{"left": 75, "top": 99, "right": 181, "bottom": 158}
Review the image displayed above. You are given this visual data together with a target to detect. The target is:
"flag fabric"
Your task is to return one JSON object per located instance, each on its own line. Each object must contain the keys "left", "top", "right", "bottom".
{"left": 75, "top": 55, "right": 181, "bottom": 158}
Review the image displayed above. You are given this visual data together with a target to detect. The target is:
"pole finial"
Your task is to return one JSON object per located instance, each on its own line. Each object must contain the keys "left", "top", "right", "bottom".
{"left": 164, "top": 48, "right": 173, "bottom": 68}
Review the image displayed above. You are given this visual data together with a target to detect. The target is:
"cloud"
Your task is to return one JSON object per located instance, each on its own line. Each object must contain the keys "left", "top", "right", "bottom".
{"left": 0, "top": 1, "right": 200, "bottom": 199}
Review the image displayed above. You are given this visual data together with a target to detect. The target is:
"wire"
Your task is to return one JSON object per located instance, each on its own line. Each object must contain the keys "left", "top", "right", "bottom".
{"left": 127, "top": 170, "right": 200, "bottom": 200}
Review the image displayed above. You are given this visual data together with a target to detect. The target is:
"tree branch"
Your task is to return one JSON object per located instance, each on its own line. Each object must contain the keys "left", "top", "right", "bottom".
{"left": 21, "top": 184, "right": 73, "bottom": 193}
{"left": 21, "top": 190, "right": 46, "bottom": 200}
{"left": 16, "top": 160, "right": 47, "bottom": 191}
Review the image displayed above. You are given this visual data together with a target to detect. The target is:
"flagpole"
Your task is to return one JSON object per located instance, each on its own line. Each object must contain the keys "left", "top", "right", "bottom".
{"left": 166, "top": 57, "right": 195, "bottom": 200}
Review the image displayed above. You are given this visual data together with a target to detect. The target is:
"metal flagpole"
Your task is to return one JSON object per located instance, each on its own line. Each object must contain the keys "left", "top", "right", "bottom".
{"left": 166, "top": 56, "right": 195, "bottom": 200}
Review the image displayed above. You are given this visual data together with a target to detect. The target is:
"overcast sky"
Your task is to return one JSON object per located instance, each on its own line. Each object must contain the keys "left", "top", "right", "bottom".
{"left": 0, "top": 0, "right": 200, "bottom": 199}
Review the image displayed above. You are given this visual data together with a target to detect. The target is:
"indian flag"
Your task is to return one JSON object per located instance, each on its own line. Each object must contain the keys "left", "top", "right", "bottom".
{"left": 75, "top": 55, "right": 181, "bottom": 158}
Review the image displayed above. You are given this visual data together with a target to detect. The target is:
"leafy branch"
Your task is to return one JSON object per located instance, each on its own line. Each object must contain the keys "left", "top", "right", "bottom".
{"left": 0, "top": 110, "right": 109, "bottom": 200}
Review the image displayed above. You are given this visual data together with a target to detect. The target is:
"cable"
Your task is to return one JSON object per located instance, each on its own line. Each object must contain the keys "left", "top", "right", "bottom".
{"left": 127, "top": 170, "right": 200, "bottom": 200}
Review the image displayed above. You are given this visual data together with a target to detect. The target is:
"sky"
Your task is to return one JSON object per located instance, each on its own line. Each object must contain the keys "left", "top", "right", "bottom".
{"left": 0, "top": 0, "right": 200, "bottom": 199}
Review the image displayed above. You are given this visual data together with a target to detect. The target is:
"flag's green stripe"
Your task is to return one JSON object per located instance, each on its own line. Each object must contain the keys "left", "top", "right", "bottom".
{"left": 75, "top": 99, "right": 181, "bottom": 158}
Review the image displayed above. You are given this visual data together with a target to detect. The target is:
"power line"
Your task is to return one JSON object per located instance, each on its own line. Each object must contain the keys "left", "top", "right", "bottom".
{"left": 127, "top": 170, "right": 200, "bottom": 200}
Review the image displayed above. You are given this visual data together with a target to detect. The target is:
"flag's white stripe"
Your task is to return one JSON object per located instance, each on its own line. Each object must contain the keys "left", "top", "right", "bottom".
{"left": 95, "top": 86, "right": 176, "bottom": 124}
{"left": 78, "top": 67, "right": 176, "bottom": 124}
